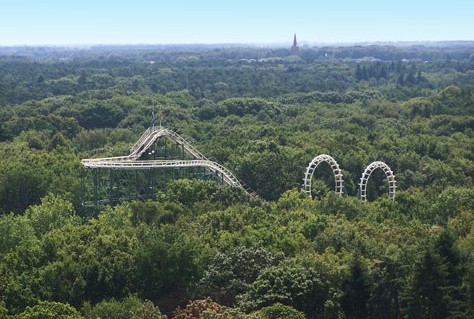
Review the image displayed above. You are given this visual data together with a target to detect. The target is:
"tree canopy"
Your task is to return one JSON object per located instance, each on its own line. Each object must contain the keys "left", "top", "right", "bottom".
{"left": 0, "top": 43, "right": 473, "bottom": 318}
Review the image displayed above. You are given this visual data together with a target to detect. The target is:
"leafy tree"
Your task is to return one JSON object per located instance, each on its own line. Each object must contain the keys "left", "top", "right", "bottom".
{"left": 0, "top": 163, "right": 48, "bottom": 214}
{"left": 198, "top": 246, "right": 284, "bottom": 305}
{"left": 252, "top": 303, "right": 306, "bottom": 319}
{"left": 0, "top": 301, "right": 8, "bottom": 319}
{"left": 0, "top": 214, "right": 37, "bottom": 255}
{"left": 25, "top": 194, "right": 81, "bottom": 238}
{"left": 0, "top": 213, "right": 43, "bottom": 313}
{"left": 134, "top": 225, "right": 203, "bottom": 302}
{"left": 238, "top": 262, "right": 342, "bottom": 319}
{"left": 74, "top": 102, "right": 126, "bottom": 129}
{"left": 14, "top": 301, "right": 83, "bottom": 319}
{"left": 48, "top": 132, "right": 70, "bottom": 151}
{"left": 27, "top": 135, "right": 46, "bottom": 150}
{"left": 172, "top": 298, "right": 223, "bottom": 319}
{"left": 129, "top": 200, "right": 186, "bottom": 226}
{"left": 166, "top": 179, "right": 219, "bottom": 207}
{"left": 37, "top": 205, "right": 140, "bottom": 305}
{"left": 235, "top": 140, "right": 299, "bottom": 201}
{"left": 82, "top": 295, "right": 162, "bottom": 319}
{"left": 432, "top": 187, "right": 474, "bottom": 225}
{"left": 131, "top": 300, "right": 167, "bottom": 319}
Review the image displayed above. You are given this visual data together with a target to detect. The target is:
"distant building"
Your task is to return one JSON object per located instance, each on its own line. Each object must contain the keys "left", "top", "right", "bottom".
{"left": 291, "top": 33, "right": 300, "bottom": 56}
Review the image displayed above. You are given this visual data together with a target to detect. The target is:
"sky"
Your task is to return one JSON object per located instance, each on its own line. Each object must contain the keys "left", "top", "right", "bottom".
{"left": 1, "top": 0, "right": 473, "bottom": 46}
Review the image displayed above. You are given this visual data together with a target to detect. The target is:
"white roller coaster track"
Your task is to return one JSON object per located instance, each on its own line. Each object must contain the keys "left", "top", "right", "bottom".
{"left": 82, "top": 159, "right": 243, "bottom": 188}
{"left": 303, "top": 155, "right": 396, "bottom": 201}
{"left": 128, "top": 127, "right": 208, "bottom": 160}
{"left": 303, "top": 154, "right": 344, "bottom": 198}
{"left": 82, "top": 126, "right": 255, "bottom": 196}
{"left": 359, "top": 161, "right": 397, "bottom": 201}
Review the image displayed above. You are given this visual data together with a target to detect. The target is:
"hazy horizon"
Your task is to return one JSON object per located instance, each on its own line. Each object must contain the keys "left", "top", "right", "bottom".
{"left": 2, "top": 1, "right": 473, "bottom": 46}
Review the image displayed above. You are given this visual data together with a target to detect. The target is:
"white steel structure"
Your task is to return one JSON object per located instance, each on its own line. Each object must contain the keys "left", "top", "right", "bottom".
{"left": 82, "top": 126, "right": 253, "bottom": 196}
{"left": 303, "top": 154, "right": 396, "bottom": 201}
{"left": 359, "top": 161, "right": 397, "bottom": 201}
{"left": 302, "top": 154, "right": 344, "bottom": 198}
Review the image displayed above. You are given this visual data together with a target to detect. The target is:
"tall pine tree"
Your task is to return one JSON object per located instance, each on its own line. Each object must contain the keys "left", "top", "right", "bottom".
{"left": 406, "top": 231, "right": 470, "bottom": 319}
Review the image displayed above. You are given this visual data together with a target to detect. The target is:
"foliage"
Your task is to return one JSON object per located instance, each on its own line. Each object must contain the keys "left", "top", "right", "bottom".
{"left": 198, "top": 246, "right": 284, "bottom": 305}
{"left": 0, "top": 43, "right": 473, "bottom": 318}
{"left": 25, "top": 194, "right": 81, "bottom": 238}
{"left": 81, "top": 295, "right": 165, "bottom": 319}
{"left": 131, "top": 300, "right": 167, "bottom": 319}
{"left": 14, "top": 301, "right": 83, "bottom": 319}
{"left": 173, "top": 298, "right": 223, "bottom": 319}
{"left": 0, "top": 301, "right": 9, "bottom": 319}
{"left": 237, "top": 260, "right": 343, "bottom": 319}
{"left": 404, "top": 231, "right": 470, "bottom": 319}
{"left": 341, "top": 258, "right": 370, "bottom": 319}
{"left": 252, "top": 303, "right": 306, "bottom": 319}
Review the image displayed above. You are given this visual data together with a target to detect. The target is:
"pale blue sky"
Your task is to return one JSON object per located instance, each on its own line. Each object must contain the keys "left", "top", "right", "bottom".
{"left": 1, "top": 1, "right": 473, "bottom": 46}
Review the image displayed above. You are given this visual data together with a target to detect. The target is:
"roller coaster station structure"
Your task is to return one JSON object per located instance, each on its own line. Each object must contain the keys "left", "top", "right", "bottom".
{"left": 81, "top": 125, "right": 396, "bottom": 208}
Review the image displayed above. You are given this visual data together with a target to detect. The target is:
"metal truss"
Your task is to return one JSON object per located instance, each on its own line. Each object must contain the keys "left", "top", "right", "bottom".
{"left": 303, "top": 155, "right": 396, "bottom": 201}
{"left": 359, "top": 161, "right": 397, "bottom": 201}
{"left": 302, "top": 154, "right": 344, "bottom": 197}
{"left": 81, "top": 126, "right": 256, "bottom": 207}
{"left": 83, "top": 159, "right": 244, "bottom": 189}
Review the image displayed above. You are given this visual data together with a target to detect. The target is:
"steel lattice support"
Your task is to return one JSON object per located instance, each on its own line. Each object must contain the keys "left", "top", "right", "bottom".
{"left": 82, "top": 165, "right": 218, "bottom": 210}
{"left": 81, "top": 126, "right": 258, "bottom": 209}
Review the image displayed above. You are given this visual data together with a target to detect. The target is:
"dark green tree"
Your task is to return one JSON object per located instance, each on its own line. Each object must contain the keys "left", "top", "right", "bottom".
{"left": 341, "top": 258, "right": 370, "bottom": 319}
{"left": 406, "top": 231, "right": 469, "bottom": 319}
{"left": 406, "top": 248, "right": 449, "bottom": 319}
{"left": 368, "top": 256, "right": 402, "bottom": 319}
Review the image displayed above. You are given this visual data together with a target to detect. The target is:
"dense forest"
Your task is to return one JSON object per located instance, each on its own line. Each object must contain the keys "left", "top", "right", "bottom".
{"left": 0, "top": 42, "right": 473, "bottom": 319}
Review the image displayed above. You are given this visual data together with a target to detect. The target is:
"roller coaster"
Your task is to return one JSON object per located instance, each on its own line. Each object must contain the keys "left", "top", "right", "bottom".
{"left": 82, "top": 126, "right": 246, "bottom": 189}
{"left": 302, "top": 154, "right": 397, "bottom": 201}
{"left": 81, "top": 126, "right": 257, "bottom": 208}
{"left": 81, "top": 126, "right": 396, "bottom": 207}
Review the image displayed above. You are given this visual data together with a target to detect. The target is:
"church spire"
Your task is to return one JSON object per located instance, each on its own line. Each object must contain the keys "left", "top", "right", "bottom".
{"left": 291, "top": 33, "right": 300, "bottom": 56}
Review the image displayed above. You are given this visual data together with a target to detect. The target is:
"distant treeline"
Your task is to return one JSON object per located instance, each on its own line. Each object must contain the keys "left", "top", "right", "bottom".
{"left": 1, "top": 43, "right": 473, "bottom": 106}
